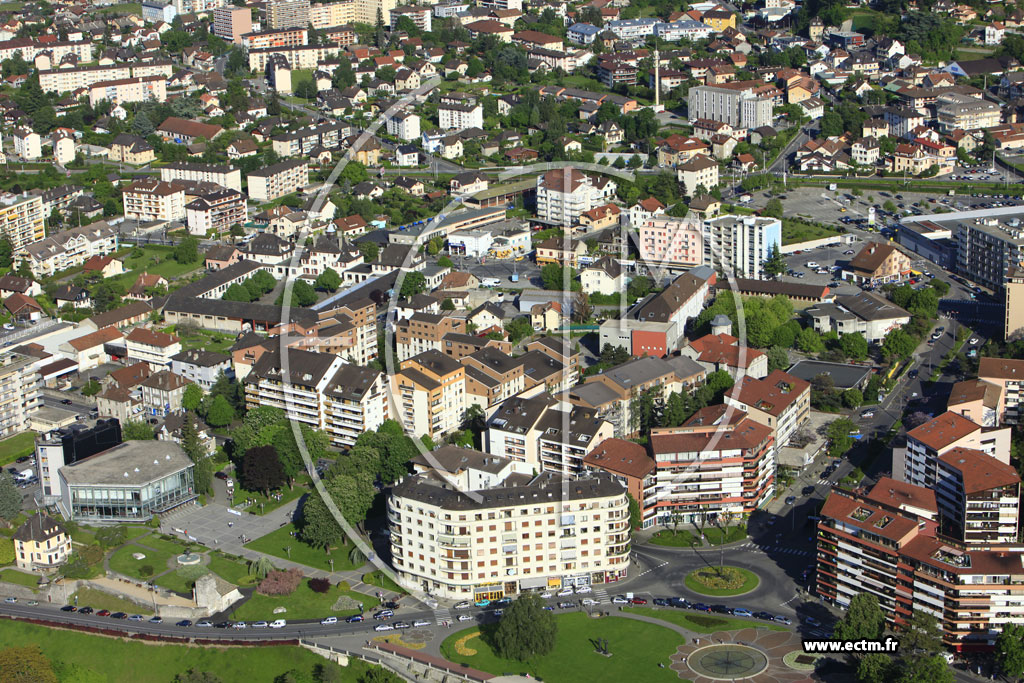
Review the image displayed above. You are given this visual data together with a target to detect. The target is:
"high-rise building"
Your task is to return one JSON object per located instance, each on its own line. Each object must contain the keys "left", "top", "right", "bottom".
{"left": 702, "top": 215, "right": 781, "bottom": 279}
{"left": 1005, "top": 266, "right": 1024, "bottom": 341}
{"left": 212, "top": 6, "right": 252, "bottom": 44}
{"left": 0, "top": 351, "right": 42, "bottom": 439}
{"left": 309, "top": 0, "right": 355, "bottom": 27}
{"left": 355, "top": 0, "right": 397, "bottom": 26}
{"left": 267, "top": 0, "right": 310, "bottom": 29}
{"left": 0, "top": 193, "right": 46, "bottom": 252}
{"left": 688, "top": 83, "right": 773, "bottom": 130}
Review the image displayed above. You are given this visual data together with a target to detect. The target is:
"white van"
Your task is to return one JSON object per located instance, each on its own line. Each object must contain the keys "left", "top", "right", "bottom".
{"left": 481, "top": 278, "right": 500, "bottom": 287}
{"left": 806, "top": 261, "right": 819, "bottom": 269}
{"left": 269, "top": 619, "right": 286, "bottom": 628}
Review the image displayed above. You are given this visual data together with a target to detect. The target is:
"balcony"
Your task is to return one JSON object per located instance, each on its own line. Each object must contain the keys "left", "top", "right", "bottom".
{"left": 437, "top": 534, "right": 470, "bottom": 548}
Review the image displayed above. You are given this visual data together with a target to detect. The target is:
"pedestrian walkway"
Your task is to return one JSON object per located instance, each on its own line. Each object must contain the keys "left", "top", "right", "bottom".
{"left": 433, "top": 605, "right": 451, "bottom": 625}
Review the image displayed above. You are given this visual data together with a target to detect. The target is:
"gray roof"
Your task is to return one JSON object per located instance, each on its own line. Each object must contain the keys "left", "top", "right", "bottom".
{"left": 326, "top": 363, "right": 382, "bottom": 401}
{"left": 409, "top": 445, "right": 510, "bottom": 475}
{"left": 596, "top": 355, "right": 677, "bottom": 390}
{"left": 488, "top": 394, "right": 554, "bottom": 434}
{"left": 171, "top": 349, "right": 231, "bottom": 367}
{"left": 248, "top": 348, "right": 338, "bottom": 387}
{"left": 569, "top": 381, "right": 620, "bottom": 408}
{"left": 60, "top": 441, "right": 192, "bottom": 487}
{"left": 834, "top": 291, "right": 910, "bottom": 321}
{"left": 786, "top": 359, "right": 872, "bottom": 390}
{"left": 164, "top": 296, "right": 318, "bottom": 327}
{"left": 392, "top": 470, "right": 623, "bottom": 511}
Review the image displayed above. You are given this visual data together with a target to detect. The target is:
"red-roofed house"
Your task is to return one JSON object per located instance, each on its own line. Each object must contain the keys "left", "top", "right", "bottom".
{"left": 81, "top": 255, "right": 124, "bottom": 278}
{"left": 584, "top": 438, "right": 657, "bottom": 528}
{"left": 3, "top": 293, "right": 42, "bottom": 323}
{"left": 59, "top": 327, "right": 124, "bottom": 371}
{"left": 899, "top": 411, "right": 1011, "bottom": 489}
{"left": 124, "top": 328, "right": 182, "bottom": 371}
{"left": 682, "top": 333, "right": 768, "bottom": 379}
{"left": 723, "top": 370, "right": 810, "bottom": 447}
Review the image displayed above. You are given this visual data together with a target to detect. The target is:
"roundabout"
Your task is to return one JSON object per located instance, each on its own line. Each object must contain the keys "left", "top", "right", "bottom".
{"left": 684, "top": 566, "right": 760, "bottom": 597}
{"left": 686, "top": 644, "right": 769, "bottom": 680}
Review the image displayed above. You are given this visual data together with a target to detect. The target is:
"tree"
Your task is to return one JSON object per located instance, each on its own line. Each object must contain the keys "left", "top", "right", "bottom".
{"left": 839, "top": 333, "right": 868, "bottom": 361}
{"left": 0, "top": 473, "right": 20, "bottom": 522}
{"left": 997, "top": 624, "right": 1024, "bottom": 682}
{"left": 281, "top": 280, "right": 318, "bottom": 307}
{"left": 438, "top": 255, "right": 453, "bottom": 268}
{"left": 250, "top": 269, "right": 277, "bottom": 296}
{"left": 174, "top": 236, "right": 200, "bottom": 264}
{"left": 205, "top": 395, "right": 235, "bottom": 427}
{"left": 223, "top": 282, "right": 253, "bottom": 302}
{"left": 300, "top": 470, "right": 376, "bottom": 545}
{"left": 857, "top": 653, "right": 893, "bottom": 683}
{"left": 182, "top": 384, "right": 203, "bottom": 412}
{"left": 842, "top": 388, "right": 864, "bottom": 409}
{"left": 358, "top": 242, "right": 379, "bottom": 262}
{"left": 763, "top": 198, "right": 783, "bottom": 219}
{"left": 763, "top": 243, "right": 786, "bottom": 278}
{"left": 662, "top": 392, "right": 687, "bottom": 427}
{"left": 241, "top": 446, "right": 286, "bottom": 496}
{"left": 834, "top": 593, "right": 885, "bottom": 642}
{"left": 882, "top": 328, "right": 916, "bottom": 359}
{"left": 95, "top": 525, "right": 127, "bottom": 548}
{"left": 572, "top": 290, "right": 593, "bottom": 324}
{"left": 181, "top": 415, "right": 212, "bottom": 496}
{"left": 900, "top": 610, "right": 943, "bottom": 662}
{"left": 175, "top": 670, "right": 224, "bottom": 683}
{"left": 314, "top": 268, "right": 341, "bottom": 292}
{"left": 767, "top": 345, "right": 789, "bottom": 372}
{"left": 358, "top": 669, "right": 402, "bottom": 683}
{"left": 504, "top": 317, "right": 533, "bottom": 344}
{"left": 626, "top": 492, "right": 641, "bottom": 530}
{"left": 796, "top": 327, "right": 825, "bottom": 353}
{"left": 441, "top": 298, "right": 456, "bottom": 311}
{"left": 122, "top": 420, "right": 155, "bottom": 440}
{"left": 493, "top": 592, "right": 558, "bottom": 661}
{"left": 399, "top": 272, "right": 426, "bottom": 298}
{"left": 0, "top": 537, "right": 13, "bottom": 565}
{"left": 0, "top": 645, "right": 57, "bottom": 683}
{"left": 131, "top": 110, "right": 154, "bottom": 137}
{"left": 248, "top": 556, "right": 275, "bottom": 580}
{"left": 0, "top": 237, "right": 12, "bottom": 269}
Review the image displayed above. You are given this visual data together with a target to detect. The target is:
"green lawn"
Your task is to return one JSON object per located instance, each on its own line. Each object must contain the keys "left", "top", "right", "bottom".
{"left": 108, "top": 245, "right": 203, "bottom": 290}
{"left": 781, "top": 219, "right": 841, "bottom": 246}
{"left": 96, "top": 2, "right": 141, "bottom": 13}
{"left": 244, "top": 524, "right": 359, "bottom": 573}
{"left": 208, "top": 553, "right": 255, "bottom": 586}
{"left": 648, "top": 530, "right": 698, "bottom": 548}
{"left": 0, "top": 431, "right": 36, "bottom": 467}
{"left": 230, "top": 580, "right": 368, "bottom": 621}
{"left": 0, "top": 568, "right": 40, "bottom": 590}
{"left": 624, "top": 607, "right": 787, "bottom": 633}
{"left": 135, "top": 535, "right": 190, "bottom": 556}
{"left": 684, "top": 566, "right": 760, "bottom": 597}
{"left": 154, "top": 565, "right": 207, "bottom": 596}
{"left": 231, "top": 480, "right": 308, "bottom": 515}
{"left": 702, "top": 525, "right": 747, "bottom": 546}
{"left": 0, "top": 619, "right": 379, "bottom": 682}
{"left": 69, "top": 586, "right": 153, "bottom": 615}
{"left": 440, "top": 613, "right": 685, "bottom": 682}
{"left": 107, "top": 543, "right": 177, "bottom": 581}
{"left": 362, "top": 570, "right": 406, "bottom": 595}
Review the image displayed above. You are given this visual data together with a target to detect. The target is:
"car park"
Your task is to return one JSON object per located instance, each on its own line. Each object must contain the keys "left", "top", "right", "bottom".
{"left": 374, "top": 624, "right": 395, "bottom": 632}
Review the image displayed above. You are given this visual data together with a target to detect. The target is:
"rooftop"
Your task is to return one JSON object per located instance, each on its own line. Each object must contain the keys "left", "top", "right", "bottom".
{"left": 60, "top": 440, "right": 192, "bottom": 487}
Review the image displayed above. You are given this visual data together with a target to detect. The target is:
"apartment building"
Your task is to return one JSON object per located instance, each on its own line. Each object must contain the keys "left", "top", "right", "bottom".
{"left": 52, "top": 131, "right": 75, "bottom": 166}
{"left": 682, "top": 332, "right": 769, "bottom": 379}
{"left": 649, "top": 405, "right": 776, "bottom": 522}
{"left": 702, "top": 215, "right": 782, "bottom": 279}
{"left": 843, "top": 241, "right": 911, "bottom": 285}
{"left": 355, "top": 0, "right": 397, "bottom": 25}
{"left": 677, "top": 155, "right": 720, "bottom": 196}
{"left": 936, "top": 94, "right": 1001, "bottom": 133}
{"left": 805, "top": 291, "right": 911, "bottom": 343}
{"left": 461, "top": 347, "right": 524, "bottom": 408}
{"left": 310, "top": 0, "right": 355, "bottom": 28}
{"left": 267, "top": 0, "right": 310, "bottom": 28}
{"left": 0, "top": 38, "right": 92, "bottom": 65}
{"left": 387, "top": 112, "right": 421, "bottom": 141}
{"left": 185, "top": 188, "right": 247, "bottom": 236}
{"left": 1006, "top": 266, "right": 1024, "bottom": 341}
{"left": 248, "top": 44, "right": 343, "bottom": 71}
{"left": 40, "top": 62, "right": 174, "bottom": 95}
{"left": 271, "top": 121, "right": 351, "bottom": 157}
{"left": 125, "top": 328, "right": 182, "bottom": 371}
{"left": 978, "top": 357, "right": 1024, "bottom": 424}
{"left": 954, "top": 213, "right": 1024, "bottom": 293}
{"left": 723, "top": 370, "right": 811, "bottom": 449}
{"left": 935, "top": 447, "right": 1020, "bottom": 545}
{"left": 247, "top": 159, "right": 309, "bottom": 201}
{"left": 242, "top": 28, "right": 308, "bottom": 50}
{"left": 947, "top": 378, "right": 1003, "bottom": 428}
{"left": 322, "top": 363, "right": 388, "bottom": 447}
{"left": 88, "top": 76, "right": 167, "bottom": 107}
{"left": 486, "top": 394, "right": 613, "bottom": 474}
{"left": 13, "top": 127, "right": 40, "bottom": 161}
{"left": 584, "top": 438, "right": 658, "bottom": 528}
{"left": 395, "top": 313, "right": 467, "bottom": 361}
{"left": 535, "top": 168, "right": 617, "bottom": 227}
{"left": 243, "top": 348, "right": 346, "bottom": 429}
{"left": 817, "top": 481, "right": 1024, "bottom": 651}
{"left": 896, "top": 410, "right": 1011, "bottom": 488}
{"left": 391, "top": 5, "right": 431, "bottom": 31}
{"left": 0, "top": 351, "right": 42, "bottom": 437}
{"left": 439, "top": 101, "right": 484, "bottom": 131}
{"left": 171, "top": 350, "right": 233, "bottom": 391}
{"left": 108, "top": 134, "right": 155, "bottom": 166}
{"left": 388, "top": 466, "right": 630, "bottom": 599}
{"left": 638, "top": 216, "right": 704, "bottom": 270}
{"left": 318, "top": 298, "right": 379, "bottom": 366}
{"left": 0, "top": 194, "right": 45, "bottom": 252}
{"left": 688, "top": 83, "right": 773, "bottom": 131}
{"left": 160, "top": 162, "right": 242, "bottom": 194}
{"left": 12, "top": 513, "right": 72, "bottom": 571}
{"left": 122, "top": 180, "right": 186, "bottom": 223}
{"left": 18, "top": 221, "right": 117, "bottom": 279}
{"left": 392, "top": 349, "right": 466, "bottom": 441}
{"left": 213, "top": 6, "right": 252, "bottom": 43}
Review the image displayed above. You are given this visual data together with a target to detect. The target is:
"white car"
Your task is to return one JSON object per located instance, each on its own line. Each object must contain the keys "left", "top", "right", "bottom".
{"left": 457, "top": 614, "right": 473, "bottom": 622}
{"left": 320, "top": 616, "right": 338, "bottom": 625}
{"left": 581, "top": 598, "right": 598, "bottom": 606}
{"left": 612, "top": 596, "right": 629, "bottom": 605}
{"left": 556, "top": 587, "right": 574, "bottom": 597}
{"left": 196, "top": 621, "right": 213, "bottom": 628}
{"left": 269, "top": 619, "right": 286, "bottom": 628}
{"left": 539, "top": 592, "right": 553, "bottom": 599}
{"left": 453, "top": 601, "right": 471, "bottom": 610}
{"left": 805, "top": 261, "right": 819, "bottom": 268}
{"left": 970, "top": 338, "right": 979, "bottom": 344}
{"left": 413, "top": 620, "right": 431, "bottom": 627}
{"left": 574, "top": 585, "right": 592, "bottom": 594}
{"left": 375, "top": 623, "right": 395, "bottom": 632}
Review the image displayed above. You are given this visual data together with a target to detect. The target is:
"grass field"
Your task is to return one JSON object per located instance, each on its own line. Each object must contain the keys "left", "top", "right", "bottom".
{"left": 440, "top": 613, "right": 685, "bottom": 682}
{"left": 244, "top": 524, "right": 358, "bottom": 573}
{"left": 107, "top": 543, "right": 177, "bottom": 581}
{"left": 0, "top": 568, "right": 40, "bottom": 589}
{"left": 154, "top": 566, "right": 207, "bottom": 596}
{"left": 362, "top": 570, "right": 406, "bottom": 595}
{"left": 781, "top": 219, "right": 841, "bottom": 246}
{"left": 0, "top": 619, "right": 377, "bottom": 682}
{"left": 231, "top": 481, "right": 307, "bottom": 515}
{"left": 702, "top": 525, "right": 747, "bottom": 546}
{"left": 229, "top": 581, "right": 367, "bottom": 621}
{"left": 624, "top": 607, "right": 787, "bottom": 633}
{"left": 161, "top": 325, "right": 237, "bottom": 354}
{"left": 684, "top": 566, "right": 760, "bottom": 597}
{"left": 108, "top": 245, "right": 203, "bottom": 290}
{"left": 69, "top": 587, "right": 153, "bottom": 615}
{"left": 0, "top": 431, "right": 36, "bottom": 467}
{"left": 207, "top": 553, "right": 254, "bottom": 586}
{"left": 96, "top": 1, "right": 141, "bottom": 13}
{"left": 648, "top": 530, "right": 698, "bottom": 547}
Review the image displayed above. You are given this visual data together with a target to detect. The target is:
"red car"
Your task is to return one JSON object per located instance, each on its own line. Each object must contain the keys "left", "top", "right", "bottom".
{"left": 97, "top": 609, "right": 111, "bottom": 617}
{"left": 630, "top": 598, "right": 647, "bottom": 605}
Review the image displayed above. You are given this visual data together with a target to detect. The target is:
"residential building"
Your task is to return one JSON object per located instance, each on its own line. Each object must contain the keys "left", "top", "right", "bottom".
{"left": 650, "top": 405, "right": 776, "bottom": 522}
{"left": 140, "top": 370, "right": 190, "bottom": 416}
{"left": 677, "top": 155, "right": 720, "bottom": 196}
{"left": 310, "top": 0, "right": 356, "bottom": 27}
{"left": 0, "top": 351, "right": 41, "bottom": 437}
{"left": 395, "top": 313, "right": 467, "bottom": 361}
{"left": 246, "top": 159, "right": 309, "bottom": 201}
{"left": 13, "top": 127, "right": 41, "bottom": 161}
{"left": 702, "top": 215, "right": 781, "bottom": 279}
{"left": 18, "top": 221, "right": 117, "bottom": 279}
{"left": 1006, "top": 266, "right": 1024, "bottom": 341}
{"left": 171, "top": 349, "right": 232, "bottom": 391}
{"left": 185, "top": 188, "right": 247, "bottom": 236}
{"left": 0, "top": 193, "right": 45, "bottom": 252}
{"left": 439, "top": 101, "right": 484, "bottom": 131}
{"left": 13, "top": 514, "right": 72, "bottom": 571}
{"left": 108, "top": 134, "right": 155, "bottom": 166}
{"left": 843, "top": 241, "right": 911, "bottom": 284}
{"left": 388, "top": 466, "right": 630, "bottom": 599}
{"left": 56, "top": 440, "right": 195, "bottom": 522}
{"left": 688, "top": 84, "right": 773, "bottom": 131}
{"left": 160, "top": 162, "right": 242, "bottom": 194}
{"left": 955, "top": 212, "right": 1024, "bottom": 293}
{"left": 723, "top": 370, "right": 811, "bottom": 448}
{"left": 935, "top": 447, "right": 1020, "bottom": 544}
{"left": 584, "top": 439, "right": 657, "bottom": 528}
{"left": 805, "top": 291, "right": 911, "bottom": 343}
{"left": 462, "top": 347, "right": 525, "bottom": 408}
{"left": 682, "top": 332, "right": 768, "bottom": 379}
{"left": 897, "top": 411, "right": 1010, "bottom": 489}
{"left": 535, "top": 168, "right": 617, "bottom": 227}
{"left": 88, "top": 76, "right": 167, "bottom": 107}
{"left": 392, "top": 350, "right": 466, "bottom": 441}
{"left": 323, "top": 363, "right": 388, "bottom": 448}
{"left": 155, "top": 117, "right": 223, "bottom": 144}
{"left": 391, "top": 5, "right": 431, "bottom": 31}
{"left": 638, "top": 216, "right": 704, "bottom": 270}
{"left": 947, "top": 378, "right": 1003, "bottom": 427}
{"left": 244, "top": 348, "right": 346, "bottom": 429}
{"left": 122, "top": 180, "right": 186, "bottom": 223}
{"left": 213, "top": 6, "right": 252, "bottom": 43}
{"left": 267, "top": 0, "right": 310, "bottom": 28}
{"left": 977, "top": 357, "right": 1024, "bottom": 424}
{"left": 387, "top": 112, "right": 420, "bottom": 141}
{"left": 580, "top": 257, "right": 624, "bottom": 297}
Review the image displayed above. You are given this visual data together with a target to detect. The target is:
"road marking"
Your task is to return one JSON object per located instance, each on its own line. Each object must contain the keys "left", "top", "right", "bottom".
{"left": 781, "top": 593, "right": 800, "bottom": 606}
{"left": 635, "top": 560, "right": 668, "bottom": 578}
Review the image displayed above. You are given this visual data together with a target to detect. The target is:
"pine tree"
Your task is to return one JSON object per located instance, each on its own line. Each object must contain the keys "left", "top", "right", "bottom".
{"left": 181, "top": 416, "right": 213, "bottom": 496}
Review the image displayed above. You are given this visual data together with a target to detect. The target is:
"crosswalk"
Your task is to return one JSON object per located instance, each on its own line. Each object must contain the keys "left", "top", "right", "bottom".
{"left": 433, "top": 606, "right": 451, "bottom": 625}
{"left": 815, "top": 478, "right": 833, "bottom": 486}
{"left": 591, "top": 588, "right": 610, "bottom": 603}
{"left": 735, "top": 542, "right": 812, "bottom": 557}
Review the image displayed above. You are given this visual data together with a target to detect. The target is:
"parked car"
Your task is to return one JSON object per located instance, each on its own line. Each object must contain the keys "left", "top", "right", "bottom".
{"left": 653, "top": 598, "right": 669, "bottom": 606}
{"left": 692, "top": 603, "right": 711, "bottom": 612}
{"left": 630, "top": 597, "right": 647, "bottom": 605}
{"left": 453, "top": 601, "right": 471, "bottom": 610}
{"left": 457, "top": 614, "right": 473, "bottom": 622}
{"left": 150, "top": 616, "right": 164, "bottom": 624}
{"left": 252, "top": 621, "right": 269, "bottom": 628}
{"left": 176, "top": 620, "right": 193, "bottom": 627}
{"left": 111, "top": 612, "right": 127, "bottom": 619}
{"left": 556, "top": 587, "right": 574, "bottom": 597}
{"left": 374, "top": 624, "right": 395, "bottom": 632}
{"left": 61, "top": 605, "right": 77, "bottom": 612}
{"left": 344, "top": 615, "right": 363, "bottom": 624}
{"left": 558, "top": 601, "right": 575, "bottom": 609}
{"left": 269, "top": 619, "right": 286, "bottom": 628}
{"left": 710, "top": 605, "right": 731, "bottom": 615}
{"left": 733, "top": 608, "right": 753, "bottom": 618}
{"left": 753, "top": 611, "right": 774, "bottom": 621}
{"left": 97, "top": 610, "right": 111, "bottom": 617}
{"left": 231, "top": 621, "right": 246, "bottom": 629}
{"left": 774, "top": 615, "right": 792, "bottom": 625}
{"left": 78, "top": 607, "right": 93, "bottom": 614}
{"left": 196, "top": 620, "right": 213, "bottom": 627}
{"left": 785, "top": 496, "right": 796, "bottom": 505}
{"left": 574, "top": 585, "right": 592, "bottom": 594}
{"left": 612, "top": 596, "right": 629, "bottom": 604}
{"left": 321, "top": 616, "right": 339, "bottom": 625}
{"left": 805, "top": 616, "right": 822, "bottom": 627}
{"left": 129, "top": 615, "right": 145, "bottom": 622}
{"left": 393, "top": 621, "right": 410, "bottom": 630}
{"left": 413, "top": 620, "right": 431, "bottom": 627}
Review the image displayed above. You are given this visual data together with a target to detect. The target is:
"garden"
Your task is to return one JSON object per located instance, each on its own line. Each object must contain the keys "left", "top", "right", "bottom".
{"left": 229, "top": 576, "right": 369, "bottom": 621}
{"left": 684, "top": 566, "right": 760, "bottom": 597}
{"left": 624, "top": 607, "right": 787, "bottom": 634}
{"left": 243, "top": 523, "right": 360, "bottom": 573}
{"left": 0, "top": 432, "right": 36, "bottom": 467}
{"left": 440, "top": 613, "right": 684, "bottom": 682}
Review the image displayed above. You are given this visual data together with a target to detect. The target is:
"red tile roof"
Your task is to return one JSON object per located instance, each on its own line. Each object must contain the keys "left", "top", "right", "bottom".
{"left": 906, "top": 411, "right": 980, "bottom": 451}
{"left": 938, "top": 447, "right": 1020, "bottom": 494}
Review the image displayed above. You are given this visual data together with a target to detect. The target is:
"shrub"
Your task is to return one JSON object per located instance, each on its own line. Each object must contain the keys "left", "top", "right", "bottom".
{"left": 139, "top": 565, "right": 155, "bottom": 578}
{"left": 308, "top": 577, "right": 331, "bottom": 594}
{"left": 336, "top": 580, "right": 350, "bottom": 591}
{"left": 257, "top": 568, "right": 304, "bottom": 596}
